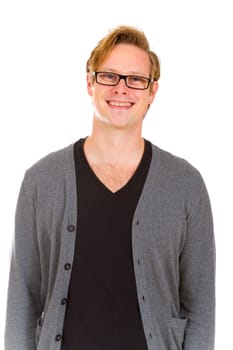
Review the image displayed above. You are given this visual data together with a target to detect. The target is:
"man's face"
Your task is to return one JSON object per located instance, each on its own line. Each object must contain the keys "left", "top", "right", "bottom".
{"left": 87, "top": 43, "right": 158, "bottom": 132}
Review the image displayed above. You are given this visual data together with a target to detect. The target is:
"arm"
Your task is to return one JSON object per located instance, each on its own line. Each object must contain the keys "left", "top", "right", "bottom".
{"left": 5, "top": 173, "right": 42, "bottom": 350}
{"left": 180, "top": 183, "right": 216, "bottom": 350}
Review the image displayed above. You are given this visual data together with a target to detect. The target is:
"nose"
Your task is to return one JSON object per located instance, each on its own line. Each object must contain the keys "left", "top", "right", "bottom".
{"left": 113, "top": 77, "right": 128, "bottom": 94}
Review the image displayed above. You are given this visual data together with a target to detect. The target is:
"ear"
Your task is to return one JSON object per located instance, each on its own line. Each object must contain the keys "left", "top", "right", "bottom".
{"left": 87, "top": 73, "right": 94, "bottom": 96}
{"left": 149, "top": 81, "right": 159, "bottom": 104}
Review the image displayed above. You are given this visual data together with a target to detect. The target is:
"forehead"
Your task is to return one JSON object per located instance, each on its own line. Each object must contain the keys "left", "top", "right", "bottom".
{"left": 99, "top": 43, "right": 151, "bottom": 75}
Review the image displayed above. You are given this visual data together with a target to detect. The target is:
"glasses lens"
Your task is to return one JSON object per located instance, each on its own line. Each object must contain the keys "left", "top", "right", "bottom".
{"left": 96, "top": 72, "right": 119, "bottom": 85}
{"left": 126, "top": 76, "right": 149, "bottom": 89}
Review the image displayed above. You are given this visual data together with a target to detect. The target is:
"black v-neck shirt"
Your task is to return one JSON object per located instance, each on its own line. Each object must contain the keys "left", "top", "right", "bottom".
{"left": 62, "top": 138, "right": 152, "bottom": 350}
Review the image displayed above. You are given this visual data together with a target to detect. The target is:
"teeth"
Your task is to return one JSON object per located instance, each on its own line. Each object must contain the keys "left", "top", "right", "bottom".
{"left": 109, "top": 101, "right": 131, "bottom": 107}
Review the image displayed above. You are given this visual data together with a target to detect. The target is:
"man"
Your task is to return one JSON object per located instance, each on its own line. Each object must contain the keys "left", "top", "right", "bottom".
{"left": 5, "top": 25, "right": 215, "bottom": 349}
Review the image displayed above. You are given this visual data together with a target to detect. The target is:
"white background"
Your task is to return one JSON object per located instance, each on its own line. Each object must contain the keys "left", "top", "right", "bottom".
{"left": 0, "top": 0, "right": 232, "bottom": 348}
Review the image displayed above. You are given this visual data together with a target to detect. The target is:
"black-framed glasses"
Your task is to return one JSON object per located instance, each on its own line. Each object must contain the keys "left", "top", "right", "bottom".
{"left": 93, "top": 71, "right": 153, "bottom": 90}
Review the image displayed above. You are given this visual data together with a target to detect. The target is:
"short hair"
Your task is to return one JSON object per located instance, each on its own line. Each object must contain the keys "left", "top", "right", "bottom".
{"left": 86, "top": 25, "right": 160, "bottom": 82}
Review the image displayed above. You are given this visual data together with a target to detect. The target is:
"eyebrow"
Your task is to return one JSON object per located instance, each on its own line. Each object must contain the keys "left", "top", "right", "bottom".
{"left": 98, "top": 68, "right": 150, "bottom": 77}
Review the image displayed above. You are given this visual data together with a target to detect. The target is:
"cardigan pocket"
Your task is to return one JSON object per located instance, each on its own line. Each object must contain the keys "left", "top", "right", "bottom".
{"left": 168, "top": 317, "right": 187, "bottom": 350}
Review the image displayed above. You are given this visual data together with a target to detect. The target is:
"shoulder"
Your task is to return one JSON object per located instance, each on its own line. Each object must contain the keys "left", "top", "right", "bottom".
{"left": 152, "top": 144, "right": 199, "bottom": 174}
{"left": 150, "top": 144, "right": 208, "bottom": 198}
{"left": 22, "top": 143, "right": 75, "bottom": 190}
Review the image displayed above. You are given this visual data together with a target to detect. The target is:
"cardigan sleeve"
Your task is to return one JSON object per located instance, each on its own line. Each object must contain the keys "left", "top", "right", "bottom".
{"left": 180, "top": 180, "right": 216, "bottom": 350}
{"left": 4, "top": 172, "right": 42, "bottom": 350}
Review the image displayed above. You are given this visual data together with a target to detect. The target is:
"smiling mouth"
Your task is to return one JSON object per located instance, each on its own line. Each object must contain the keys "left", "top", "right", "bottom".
{"left": 108, "top": 101, "right": 133, "bottom": 107}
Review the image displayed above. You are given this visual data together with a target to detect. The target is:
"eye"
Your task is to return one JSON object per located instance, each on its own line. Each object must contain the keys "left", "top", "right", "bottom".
{"left": 100, "top": 73, "right": 117, "bottom": 81}
{"left": 128, "top": 76, "right": 146, "bottom": 84}
{"left": 131, "top": 76, "right": 142, "bottom": 82}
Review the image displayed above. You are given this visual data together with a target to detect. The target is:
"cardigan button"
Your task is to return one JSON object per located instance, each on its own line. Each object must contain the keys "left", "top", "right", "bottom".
{"left": 64, "top": 263, "right": 71, "bottom": 270}
{"left": 61, "top": 298, "right": 68, "bottom": 305}
{"left": 67, "top": 224, "right": 75, "bottom": 232}
{"left": 55, "top": 334, "right": 62, "bottom": 341}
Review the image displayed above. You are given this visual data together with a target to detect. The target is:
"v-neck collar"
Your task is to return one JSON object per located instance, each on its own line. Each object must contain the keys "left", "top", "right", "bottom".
{"left": 76, "top": 138, "right": 152, "bottom": 198}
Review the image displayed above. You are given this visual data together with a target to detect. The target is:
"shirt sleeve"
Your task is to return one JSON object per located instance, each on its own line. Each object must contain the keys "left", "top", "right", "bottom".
{"left": 4, "top": 172, "right": 42, "bottom": 350}
{"left": 180, "top": 180, "right": 216, "bottom": 350}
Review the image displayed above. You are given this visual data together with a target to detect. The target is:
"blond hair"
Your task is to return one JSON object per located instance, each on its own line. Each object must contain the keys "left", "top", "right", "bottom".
{"left": 86, "top": 25, "right": 160, "bottom": 82}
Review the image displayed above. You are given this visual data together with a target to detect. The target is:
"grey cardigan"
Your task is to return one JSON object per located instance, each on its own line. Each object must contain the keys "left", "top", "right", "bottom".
{"left": 5, "top": 143, "right": 215, "bottom": 350}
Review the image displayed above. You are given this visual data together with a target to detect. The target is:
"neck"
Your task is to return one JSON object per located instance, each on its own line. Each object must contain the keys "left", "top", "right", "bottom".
{"left": 84, "top": 127, "right": 144, "bottom": 166}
